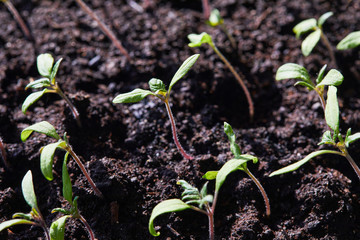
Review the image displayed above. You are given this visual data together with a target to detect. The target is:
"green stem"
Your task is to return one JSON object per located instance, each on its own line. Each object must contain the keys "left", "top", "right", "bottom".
{"left": 74, "top": 0, "right": 131, "bottom": 62}
{"left": 209, "top": 42, "right": 254, "bottom": 120}
{"left": 54, "top": 83, "right": 82, "bottom": 127}
{"left": 79, "top": 214, "right": 95, "bottom": 240}
{"left": 341, "top": 147, "right": 360, "bottom": 181}
{"left": 220, "top": 24, "right": 237, "bottom": 49}
{"left": 164, "top": 100, "right": 193, "bottom": 160}
{"left": 320, "top": 31, "right": 337, "bottom": 68}
{"left": 245, "top": 169, "right": 271, "bottom": 216}
{"left": 3, "top": 0, "right": 32, "bottom": 40}
{"left": 66, "top": 147, "right": 104, "bottom": 198}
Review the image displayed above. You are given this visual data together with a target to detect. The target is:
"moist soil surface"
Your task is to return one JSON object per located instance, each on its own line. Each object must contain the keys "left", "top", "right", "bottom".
{"left": 1, "top": 0, "right": 360, "bottom": 239}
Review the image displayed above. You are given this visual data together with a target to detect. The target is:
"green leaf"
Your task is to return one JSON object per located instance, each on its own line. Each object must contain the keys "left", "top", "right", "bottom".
{"left": 12, "top": 213, "right": 32, "bottom": 220}
{"left": 22, "top": 171, "right": 39, "bottom": 212}
{"left": 62, "top": 152, "right": 73, "bottom": 203}
{"left": 318, "top": 130, "right": 335, "bottom": 145}
{"left": 50, "top": 58, "right": 63, "bottom": 83}
{"left": 148, "top": 78, "right": 166, "bottom": 93}
{"left": 200, "top": 182, "right": 208, "bottom": 197}
{"left": 275, "top": 63, "right": 311, "bottom": 83}
{"left": 224, "top": 122, "right": 241, "bottom": 158}
{"left": 188, "top": 32, "right": 213, "bottom": 47}
{"left": 168, "top": 54, "right": 200, "bottom": 94}
{"left": 325, "top": 86, "right": 339, "bottom": 132}
{"left": 22, "top": 89, "right": 48, "bottom": 114}
{"left": 149, "top": 199, "right": 191, "bottom": 237}
{"left": 316, "top": 69, "right": 343, "bottom": 87}
{"left": 51, "top": 208, "right": 70, "bottom": 215}
{"left": 50, "top": 215, "right": 70, "bottom": 240}
{"left": 301, "top": 28, "right": 321, "bottom": 56}
{"left": 25, "top": 78, "right": 51, "bottom": 90}
{"left": 293, "top": 18, "right": 317, "bottom": 38}
{"left": 37, "top": 53, "right": 54, "bottom": 78}
{"left": 21, "top": 121, "right": 60, "bottom": 142}
{"left": 318, "top": 12, "right": 333, "bottom": 27}
{"left": 336, "top": 31, "right": 360, "bottom": 50}
{"left": 294, "top": 81, "right": 315, "bottom": 91}
{"left": 0, "top": 219, "right": 34, "bottom": 232}
{"left": 269, "top": 150, "right": 343, "bottom": 177}
{"left": 40, "top": 141, "right": 65, "bottom": 181}
{"left": 112, "top": 89, "right": 155, "bottom": 104}
{"left": 345, "top": 132, "right": 360, "bottom": 147}
{"left": 207, "top": 9, "right": 223, "bottom": 27}
{"left": 316, "top": 65, "right": 327, "bottom": 84}
{"left": 202, "top": 171, "right": 218, "bottom": 180}
{"left": 215, "top": 158, "right": 254, "bottom": 193}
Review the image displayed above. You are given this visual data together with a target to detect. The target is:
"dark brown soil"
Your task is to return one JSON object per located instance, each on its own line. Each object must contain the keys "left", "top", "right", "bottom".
{"left": 1, "top": 0, "right": 360, "bottom": 239}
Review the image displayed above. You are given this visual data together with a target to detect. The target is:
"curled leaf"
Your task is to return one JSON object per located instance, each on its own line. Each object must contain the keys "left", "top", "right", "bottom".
{"left": 22, "top": 89, "right": 48, "bottom": 114}
{"left": 25, "top": 78, "right": 51, "bottom": 90}
{"left": 37, "top": 53, "right": 54, "bottom": 78}
{"left": 21, "top": 171, "right": 39, "bottom": 212}
{"left": 149, "top": 78, "right": 166, "bottom": 92}
{"left": 40, "top": 141, "right": 65, "bottom": 181}
{"left": 21, "top": 121, "right": 60, "bottom": 142}
{"left": 149, "top": 199, "right": 191, "bottom": 237}
{"left": 207, "top": 9, "right": 223, "bottom": 27}
{"left": 293, "top": 18, "right": 317, "bottom": 38}
{"left": 50, "top": 58, "right": 63, "bottom": 82}
{"left": 188, "top": 32, "right": 212, "bottom": 47}
{"left": 318, "top": 12, "right": 333, "bottom": 27}
{"left": 50, "top": 215, "right": 70, "bottom": 240}
{"left": 224, "top": 122, "right": 241, "bottom": 158}
{"left": 62, "top": 152, "right": 73, "bottom": 203}
{"left": 325, "top": 86, "right": 339, "bottom": 132}
{"left": 112, "top": 89, "right": 154, "bottom": 104}
{"left": 301, "top": 28, "right": 321, "bottom": 56}
{"left": 0, "top": 219, "right": 34, "bottom": 232}
{"left": 276, "top": 63, "right": 311, "bottom": 83}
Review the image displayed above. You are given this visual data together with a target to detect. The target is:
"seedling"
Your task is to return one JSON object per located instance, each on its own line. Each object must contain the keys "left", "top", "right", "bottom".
{"left": 1, "top": 0, "right": 32, "bottom": 40}
{"left": 74, "top": 0, "right": 130, "bottom": 61}
{"left": 113, "top": 54, "right": 200, "bottom": 160}
{"left": 293, "top": 12, "right": 336, "bottom": 65}
{"left": 206, "top": 9, "right": 236, "bottom": 49}
{"left": 271, "top": 64, "right": 360, "bottom": 180}
{"left": 50, "top": 155, "right": 95, "bottom": 240}
{"left": 149, "top": 122, "right": 269, "bottom": 240}
{"left": 188, "top": 32, "right": 254, "bottom": 120}
{"left": 336, "top": 31, "right": 360, "bottom": 50}
{"left": 21, "top": 121, "right": 103, "bottom": 198}
{"left": 0, "top": 171, "right": 50, "bottom": 239}
{"left": 22, "top": 53, "right": 81, "bottom": 127}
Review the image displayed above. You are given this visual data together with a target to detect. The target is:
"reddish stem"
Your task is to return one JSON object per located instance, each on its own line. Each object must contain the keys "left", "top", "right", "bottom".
{"left": 74, "top": 0, "right": 131, "bottom": 62}
{"left": 164, "top": 100, "right": 193, "bottom": 160}
{"left": 201, "top": 0, "right": 211, "bottom": 19}
{"left": 3, "top": 0, "right": 32, "bottom": 40}
{"left": 79, "top": 214, "right": 95, "bottom": 240}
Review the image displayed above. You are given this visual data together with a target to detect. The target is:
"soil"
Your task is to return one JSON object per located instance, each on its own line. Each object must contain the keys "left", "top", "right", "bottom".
{"left": 0, "top": 0, "right": 360, "bottom": 239}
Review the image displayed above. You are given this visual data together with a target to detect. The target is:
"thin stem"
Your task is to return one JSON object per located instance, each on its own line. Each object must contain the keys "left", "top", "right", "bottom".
{"left": 74, "top": 0, "right": 131, "bottom": 62}
{"left": 320, "top": 31, "right": 337, "bottom": 68}
{"left": 245, "top": 169, "right": 271, "bottom": 217}
{"left": 210, "top": 43, "right": 254, "bottom": 120}
{"left": 79, "top": 214, "right": 95, "bottom": 240}
{"left": 205, "top": 205, "right": 214, "bottom": 240}
{"left": 201, "top": 0, "right": 210, "bottom": 19}
{"left": 220, "top": 24, "right": 237, "bottom": 49}
{"left": 164, "top": 100, "right": 194, "bottom": 160}
{"left": 3, "top": 0, "right": 32, "bottom": 40}
{"left": 66, "top": 147, "right": 104, "bottom": 198}
{"left": 341, "top": 147, "right": 360, "bottom": 181}
{"left": 54, "top": 83, "right": 82, "bottom": 127}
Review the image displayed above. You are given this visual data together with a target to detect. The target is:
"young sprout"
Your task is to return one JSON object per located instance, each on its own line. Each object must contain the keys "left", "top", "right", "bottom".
{"left": 21, "top": 121, "right": 103, "bottom": 198}
{"left": 0, "top": 171, "right": 50, "bottom": 240}
{"left": 293, "top": 12, "right": 336, "bottom": 66}
{"left": 50, "top": 155, "right": 95, "bottom": 240}
{"left": 113, "top": 54, "right": 200, "bottom": 160}
{"left": 74, "top": 0, "right": 130, "bottom": 62}
{"left": 22, "top": 53, "right": 81, "bottom": 127}
{"left": 1, "top": 0, "right": 32, "bottom": 40}
{"left": 149, "top": 122, "right": 269, "bottom": 240}
{"left": 206, "top": 9, "right": 236, "bottom": 49}
{"left": 271, "top": 65, "right": 360, "bottom": 180}
{"left": 336, "top": 31, "right": 360, "bottom": 50}
{"left": 188, "top": 32, "right": 254, "bottom": 120}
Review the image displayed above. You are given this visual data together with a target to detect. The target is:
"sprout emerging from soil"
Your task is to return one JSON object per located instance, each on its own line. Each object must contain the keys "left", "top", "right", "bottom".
{"left": 293, "top": 12, "right": 336, "bottom": 65}
{"left": 21, "top": 121, "right": 103, "bottom": 198}
{"left": 22, "top": 53, "right": 81, "bottom": 127}
{"left": 271, "top": 64, "right": 360, "bottom": 181}
{"left": 188, "top": 32, "right": 254, "bottom": 120}
{"left": 50, "top": 157, "right": 95, "bottom": 240}
{"left": 0, "top": 171, "right": 50, "bottom": 240}
{"left": 206, "top": 9, "right": 237, "bottom": 49}
{"left": 336, "top": 31, "right": 360, "bottom": 50}
{"left": 1, "top": 0, "right": 32, "bottom": 40}
{"left": 148, "top": 122, "right": 268, "bottom": 240}
{"left": 113, "top": 54, "right": 200, "bottom": 160}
